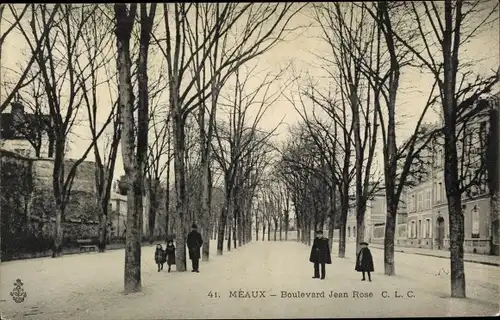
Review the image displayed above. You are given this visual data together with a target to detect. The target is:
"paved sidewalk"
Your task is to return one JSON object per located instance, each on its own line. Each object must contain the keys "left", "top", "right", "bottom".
{"left": 368, "top": 244, "right": 500, "bottom": 267}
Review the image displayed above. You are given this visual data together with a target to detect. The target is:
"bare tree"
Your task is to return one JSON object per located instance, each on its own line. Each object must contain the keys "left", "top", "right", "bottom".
{"left": 145, "top": 94, "right": 172, "bottom": 243}
{"left": 115, "top": 2, "right": 157, "bottom": 294}
{"left": 211, "top": 64, "right": 285, "bottom": 254}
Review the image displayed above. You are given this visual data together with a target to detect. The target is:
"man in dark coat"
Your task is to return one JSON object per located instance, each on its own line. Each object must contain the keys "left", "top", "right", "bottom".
{"left": 187, "top": 223, "right": 203, "bottom": 272}
{"left": 309, "top": 230, "right": 331, "bottom": 279}
{"left": 355, "top": 242, "right": 374, "bottom": 281}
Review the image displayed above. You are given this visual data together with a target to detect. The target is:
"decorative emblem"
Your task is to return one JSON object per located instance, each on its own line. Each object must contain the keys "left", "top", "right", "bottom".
{"left": 10, "top": 279, "right": 27, "bottom": 303}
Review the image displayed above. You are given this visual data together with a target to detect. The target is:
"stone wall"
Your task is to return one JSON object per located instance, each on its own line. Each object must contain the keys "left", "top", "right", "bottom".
{"left": 0, "top": 150, "right": 34, "bottom": 261}
{"left": 1, "top": 150, "right": 99, "bottom": 260}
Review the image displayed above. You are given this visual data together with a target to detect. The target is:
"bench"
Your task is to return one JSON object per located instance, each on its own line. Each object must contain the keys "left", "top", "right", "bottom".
{"left": 76, "top": 239, "right": 98, "bottom": 253}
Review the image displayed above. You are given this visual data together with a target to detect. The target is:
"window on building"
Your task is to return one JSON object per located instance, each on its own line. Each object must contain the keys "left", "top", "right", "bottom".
{"left": 348, "top": 227, "right": 351, "bottom": 238}
{"left": 425, "top": 191, "right": 431, "bottom": 209}
{"left": 418, "top": 220, "right": 422, "bottom": 238}
{"left": 412, "top": 221, "right": 416, "bottom": 238}
{"left": 471, "top": 206, "right": 480, "bottom": 238}
{"left": 437, "top": 183, "right": 441, "bottom": 203}
{"left": 433, "top": 183, "right": 437, "bottom": 204}
{"left": 426, "top": 219, "right": 431, "bottom": 238}
{"left": 439, "top": 182, "right": 445, "bottom": 202}
{"left": 412, "top": 195, "right": 417, "bottom": 212}
{"left": 353, "top": 226, "right": 356, "bottom": 237}
{"left": 417, "top": 192, "right": 423, "bottom": 211}
{"left": 479, "top": 121, "right": 488, "bottom": 150}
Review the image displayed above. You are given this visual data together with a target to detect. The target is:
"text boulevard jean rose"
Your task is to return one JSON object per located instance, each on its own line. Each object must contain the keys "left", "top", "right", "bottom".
{"left": 278, "top": 290, "right": 415, "bottom": 299}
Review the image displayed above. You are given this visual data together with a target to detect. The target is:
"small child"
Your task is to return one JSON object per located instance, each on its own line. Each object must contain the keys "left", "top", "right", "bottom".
{"left": 155, "top": 244, "right": 165, "bottom": 272}
{"left": 355, "top": 242, "right": 374, "bottom": 282}
{"left": 164, "top": 240, "right": 176, "bottom": 273}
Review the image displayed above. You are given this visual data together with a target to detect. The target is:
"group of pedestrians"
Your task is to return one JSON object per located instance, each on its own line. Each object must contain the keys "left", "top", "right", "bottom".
{"left": 309, "top": 230, "right": 374, "bottom": 281}
{"left": 154, "top": 223, "right": 204, "bottom": 273}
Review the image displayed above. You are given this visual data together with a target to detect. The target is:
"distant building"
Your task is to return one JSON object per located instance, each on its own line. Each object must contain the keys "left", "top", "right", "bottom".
{"left": 345, "top": 188, "right": 407, "bottom": 244}
{"left": 1, "top": 101, "right": 54, "bottom": 158}
{"left": 112, "top": 175, "right": 166, "bottom": 239}
{"left": 109, "top": 192, "right": 127, "bottom": 239}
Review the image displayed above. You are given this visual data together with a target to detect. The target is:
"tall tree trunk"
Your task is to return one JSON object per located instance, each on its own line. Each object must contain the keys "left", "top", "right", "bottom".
{"left": 227, "top": 222, "right": 232, "bottom": 251}
{"left": 338, "top": 218, "right": 347, "bottom": 258}
{"left": 267, "top": 219, "right": 271, "bottom": 241}
{"left": 115, "top": 3, "right": 138, "bottom": 293}
{"left": 232, "top": 210, "right": 237, "bottom": 249}
{"left": 148, "top": 184, "right": 158, "bottom": 244}
{"left": 279, "top": 216, "right": 283, "bottom": 241}
{"left": 52, "top": 205, "right": 64, "bottom": 258}
{"left": 440, "top": 0, "right": 465, "bottom": 298}
{"left": 201, "top": 165, "right": 212, "bottom": 261}
{"left": 98, "top": 203, "right": 108, "bottom": 252}
{"left": 273, "top": 219, "right": 278, "bottom": 241}
{"left": 262, "top": 223, "right": 265, "bottom": 241}
{"left": 256, "top": 219, "right": 259, "bottom": 241}
{"left": 384, "top": 197, "right": 397, "bottom": 274}
{"left": 443, "top": 125, "right": 465, "bottom": 297}
{"left": 241, "top": 203, "right": 246, "bottom": 245}
{"left": 284, "top": 210, "right": 289, "bottom": 241}
{"left": 351, "top": 80, "right": 365, "bottom": 254}
{"left": 233, "top": 189, "right": 240, "bottom": 249}
{"left": 51, "top": 141, "right": 65, "bottom": 258}
{"left": 172, "top": 114, "right": 187, "bottom": 270}
{"left": 217, "top": 196, "right": 230, "bottom": 255}
{"left": 328, "top": 186, "right": 336, "bottom": 252}
{"left": 117, "top": 23, "right": 141, "bottom": 291}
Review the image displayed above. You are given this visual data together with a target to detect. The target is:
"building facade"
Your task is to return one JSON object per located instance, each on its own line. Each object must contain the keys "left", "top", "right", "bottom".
{"left": 403, "top": 94, "right": 498, "bottom": 255}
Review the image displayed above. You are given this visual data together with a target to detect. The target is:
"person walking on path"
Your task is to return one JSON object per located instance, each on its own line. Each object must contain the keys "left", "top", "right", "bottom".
{"left": 309, "top": 230, "right": 331, "bottom": 279}
{"left": 355, "top": 242, "right": 374, "bottom": 281}
{"left": 155, "top": 244, "right": 166, "bottom": 272}
{"left": 187, "top": 223, "right": 203, "bottom": 273}
{"left": 164, "top": 239, "right": 176, "bottom": 273}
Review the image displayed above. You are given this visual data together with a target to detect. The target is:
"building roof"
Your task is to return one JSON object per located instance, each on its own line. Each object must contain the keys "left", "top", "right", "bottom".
{"left": 0, "top": 111, "right": 51, "bottom": 140}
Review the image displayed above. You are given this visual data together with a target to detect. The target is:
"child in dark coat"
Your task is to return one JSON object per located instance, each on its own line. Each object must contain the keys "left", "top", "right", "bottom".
{"left": 155, "top": 244, "right": 166, "bottom": 272}
{"left": 355, "top": 242, "right": 374, "bottom": 281}
{"left": 164, "top": 240, "right": 176, "bottom": 273}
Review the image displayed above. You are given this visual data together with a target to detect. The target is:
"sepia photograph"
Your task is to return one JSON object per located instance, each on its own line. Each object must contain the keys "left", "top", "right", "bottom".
{"left": 0, "top": 2, "right": 499, "bottom": 319}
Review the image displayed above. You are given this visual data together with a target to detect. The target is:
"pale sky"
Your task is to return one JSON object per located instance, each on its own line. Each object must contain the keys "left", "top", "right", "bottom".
{"left": 1, "top": 3, "right": 499, "bottom": 184}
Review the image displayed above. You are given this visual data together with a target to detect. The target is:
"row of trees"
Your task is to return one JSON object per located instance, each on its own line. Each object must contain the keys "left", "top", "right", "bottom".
{"left": 1, "top": 3, "right": 305, "bottom": 292}
{"left": 277, "top": 0, "right": 498, "bottom": 299}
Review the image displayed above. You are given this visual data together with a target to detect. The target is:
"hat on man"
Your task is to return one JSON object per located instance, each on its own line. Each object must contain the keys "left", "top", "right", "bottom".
{"left": 360, "top": 242, "right": 369, "bottom": 246}
{"left": 316, "top": 230, "right": 323, "bottom": 234}
{"left": 192, "top": 223, "right": 198, "bottom": 229}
